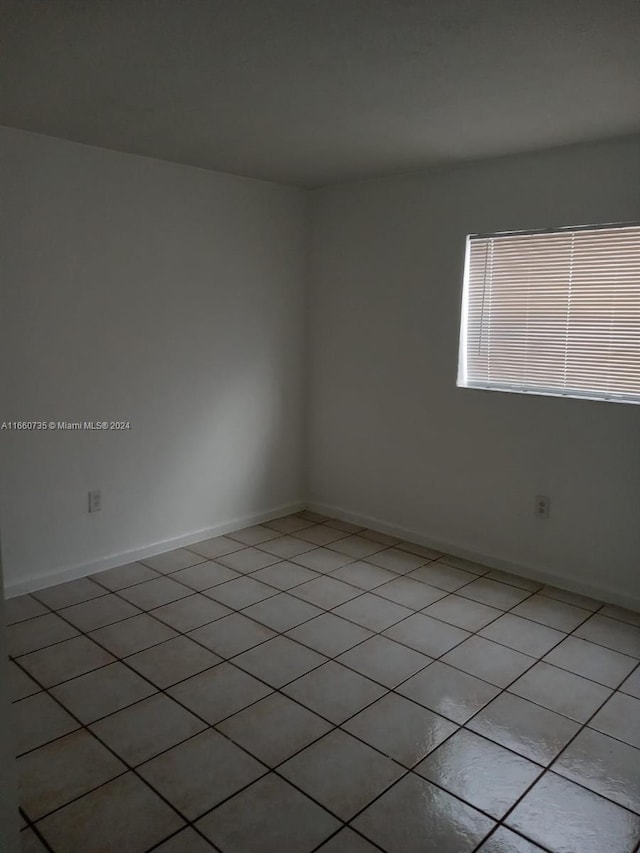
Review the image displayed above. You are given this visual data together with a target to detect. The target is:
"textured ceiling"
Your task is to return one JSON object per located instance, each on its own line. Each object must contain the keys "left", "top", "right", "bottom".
{"left": 1, "top": 0, "right": 639, "bottom": 187}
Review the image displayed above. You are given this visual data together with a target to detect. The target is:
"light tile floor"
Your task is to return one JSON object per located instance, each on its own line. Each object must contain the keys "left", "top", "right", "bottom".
{"left": 6, "top": 511, "right": 640, "bottom": 853}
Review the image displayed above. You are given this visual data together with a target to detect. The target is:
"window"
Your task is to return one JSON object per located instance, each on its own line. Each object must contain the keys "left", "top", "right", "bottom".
{"left": 457, "top": 222, "right": 640, "bottom": 404}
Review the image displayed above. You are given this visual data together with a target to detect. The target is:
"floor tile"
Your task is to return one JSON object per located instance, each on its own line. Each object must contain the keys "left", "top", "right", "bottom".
{"left": 333, "top": 593, "right": 412, "bottom": 631}
{"left": 188, "top": 535, "right": 246, "bottom": 560}
{"left": 150, "top": 594, "right": 230, "bottom": 632}
{"left": 424, "top": 594, "right": 502, "bottom": 631}
{"left": 291, "top": 576, "right": 362, "bottom": 608}
{"left": 415, "top": 728, "right": 541, "bottom": 818}
{"left": 228, "top": 524, "right": 282, "bottom": 545}
{"left": 15, "top": 692, "right": 79, "bottom": 755}
{"left": 554, "top": 726, "right": 640, "bottom": 813}
{"left": 366, "top": 548, "right": 426, "bottom": 574}
{"left": 89, "top": 612, "right": 178, "bottom": 656}
{"left": 458, "top": 578, "right": 530, "bottom": 610}
{"left": 476, "top": 827, "right": 549, "bottom": 852}
{"left": 126, "top": 635, "right": 221, "bottom": 687}
{"left": 17, "top": 635, "right": 115, "bottom": 687}
{"left": 252, "top": 561, "right": 319, "bottom": 590}
{"left": 153, "top": 828, "right": 217, "bottom": 852}
{"left": 406, "top": 562, "right": 477, "bottom": 592}
{"left": 188, "top": 612, "right": 276, "bottom": 658}
{"left": 255, "top": 535, "right": 317, "bottom": 559}
{"left": 280, "top": 729, "right": 403, "bottom": 820}
{"left": 383, "top": 613, "right": 470, "bottom": 657}
{"left": 328, "top": 535, "right": 386, "bottom": 559}
{"left": 283, "top": 661, "right": 386, "bottom": 723}
{"left": 331, "top": 561, "right": 398, "bottom": 589}
{"left": 539, "top": 585, "right": 602, "bottom": 611}
{"left": 589, "top": 691, "right": 640, "bottom": 748}
{"left": 91, "top": 562, "right": 160, "bottom": 590}
{"left": 4, "top": 595, "right": 48, "bottom": 625}
{"left": 599, "top": 604, "right": 640, "bottom": 627}
{"left": 479, "top": 613, "right": 566, "bottom": 657}
{"left": 286, "top": 613, "right": 373, "bottom": 656}
{"left": 168, "top": 662, "right": 272, "bottom": 724}
{"left": 316, "top": 827, "right": 381, "bottom": 852}
{"left": 374, "top": 576, "right": 446, "bottom": 609}
{"left": 119, "top": 577, "right": 192, "bottom": 610}
{"left": 216, "top": 547, "right": 281, "bottom": 573}
{"left": 337, "top": 635, "right": 431, "bottom": 688}
{"left": 217, "top": 692, "right": 331, "bottom": 766}
{"left": 293, "top": 548, "right": 356, "bottom": 572}
{"left": 138, "top": 728, "right": 265, "bottom": 820}
{"left": 197, "top": 773, "right": 340, "bottom": 853}
{"left": 19, "top": 829, "right": 49, "bottom": 853}
{"left": 442, "top": 636, "right": 535, "bottom": 688}
{"left": 32, "top": 577, "right": 107, "bottom": 610}
{"left": 206, "top": 576, "right": 279, "bottom": 610}
{"left": 467, "top": 692, "right": 580, "bottom": 765}
{"left": 294, "top": 525, "right": 351, "bottom": 546}
{"left": 9, "top": 662, "right": 40, "bottom": 702}
{"left": 51, "top": 661, "right": 156, "bottom": 724}
{"left": 344, "top": 692, "right": 457, "bottom": 767}
{"left": 620, "top": 665, "right": 640, "bottom": 698}
{"left": 18, "top": 729, "right": 125, "bottom": 820}
{"left": 397, "top": 541, "right": 442, "bottom": 560}
{"left": 233, "top": 635, "right": 326, "bottom": 687}
{"left": 509, "top": 661, "right": 611, "bottom": 722}
{"left": 438, "top": 554, "right": 492, "bottom": 575}
{"left": 484, "top": 570, "right": 542, "bottom": 592}
{"left": 574, "top": 614, "right": 640, "bottom": 658}
{"left": 60, "top": 593, "right": 141, "bottom": 631}
{"left": 506, "top": 772, "right": 640, "bottom": 853}
{"left": 243, "top": 592, "right": 322, "bottom": 632}
{"left": 141, "top": 547, "right": 206, "bottom": 573}
{"left": 511, "top": 594, "right": 591, "bottom": 632}
{"left": 36, "top": 772, "right": 184, "bottom": 852}
{"left": 264, "top": 515, "right": 316, "bottom": 534}
{"left": 8, "top": 613, "right": 79, "bottom": 657}
{"left": 352, "top": 773, "right": 494, "bottom": 853}
{"left": 397, "top": 661, "right": 500, "bottom": 724}
{"left": 17, "top": 546, "right": 634, "bottom": 853}
{"left": 169, "top": 561, "right": 240, "bottom": 590}
{"left": 90, "top": 692, "right": 207, "bottom": 766}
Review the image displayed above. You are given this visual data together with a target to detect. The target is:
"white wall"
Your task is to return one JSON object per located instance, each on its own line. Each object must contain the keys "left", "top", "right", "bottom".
{"left": 308, "top": 136, "right": 640, "bottom": 607}
{"left": 3, "top": 128, "right": 640, "bottom": 608}
{"left": 0, "top": 127, "right": 307, "bottom": 595}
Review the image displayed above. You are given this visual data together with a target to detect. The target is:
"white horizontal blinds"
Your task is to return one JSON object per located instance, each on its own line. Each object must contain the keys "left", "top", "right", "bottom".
{"left": 462, "top": 224, "right": 640, "bottom": 402}
{"left": 565, "top": 228, "right": 640, "bottom": 398}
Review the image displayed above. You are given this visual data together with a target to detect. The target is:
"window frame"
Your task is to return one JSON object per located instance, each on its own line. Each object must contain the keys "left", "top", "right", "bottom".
{"left": 457, "top": 220, "right": 640, "bottom": 405}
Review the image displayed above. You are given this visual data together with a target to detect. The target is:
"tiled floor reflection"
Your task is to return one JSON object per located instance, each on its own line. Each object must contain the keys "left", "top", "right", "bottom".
{"left": 6, "top": 511, "right": 640, "bottom": 852}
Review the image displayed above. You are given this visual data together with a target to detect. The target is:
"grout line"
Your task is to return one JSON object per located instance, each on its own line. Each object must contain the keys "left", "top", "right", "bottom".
{"left": 309, "top": 825, "right": 388, "bottom": 853}
{"left": 144, "top": 828, "right": 223, "bottom": 853}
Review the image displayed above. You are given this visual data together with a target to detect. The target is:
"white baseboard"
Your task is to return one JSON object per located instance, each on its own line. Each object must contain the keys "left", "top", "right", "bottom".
{"left": 308, "top": 501, "right": 640, "bottom": 613}
{"left": 7, "top": 496, "right": 639, "bottom": 614}
{"left": 4, "top": 501, "right": 305, "bottom": 598}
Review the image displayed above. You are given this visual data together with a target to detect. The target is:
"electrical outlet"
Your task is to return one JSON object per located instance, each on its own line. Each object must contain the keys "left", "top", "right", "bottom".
{"left": 534, "top": 495, "right": 550, "bottom": 519}
{"left": 88, "top": 489, "right": 102, "bottom": 513}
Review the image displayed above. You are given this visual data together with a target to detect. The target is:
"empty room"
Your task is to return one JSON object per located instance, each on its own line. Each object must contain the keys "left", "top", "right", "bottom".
{"left": 1, "top": 1, "right": 640, "bottom": 852}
